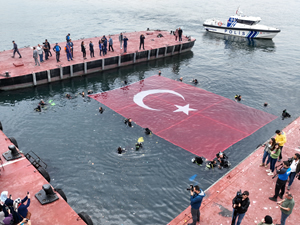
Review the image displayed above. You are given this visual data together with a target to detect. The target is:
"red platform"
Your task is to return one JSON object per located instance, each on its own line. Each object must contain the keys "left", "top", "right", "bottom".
{"left": 169, "top": 117, "right": 300, "bottom": 225}
{"left": 0, "top": 132, "right": 87, "bottom": 225}
{"left": 90, "top": 75, "right": 277, "bottom": 159}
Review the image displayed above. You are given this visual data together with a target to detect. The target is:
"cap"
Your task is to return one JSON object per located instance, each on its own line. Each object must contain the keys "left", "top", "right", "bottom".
{"left": 264, "top": 215, "right": 273, "bottom": 224}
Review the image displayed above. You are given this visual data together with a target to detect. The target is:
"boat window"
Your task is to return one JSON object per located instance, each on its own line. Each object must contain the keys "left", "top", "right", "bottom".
{"left": 236, "top": 19, "right": 256, "bottom": 25}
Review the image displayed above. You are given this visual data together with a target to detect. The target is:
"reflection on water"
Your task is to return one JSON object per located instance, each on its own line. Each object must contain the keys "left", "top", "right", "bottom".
{"left": 203, "top": 32, "right": 276, "bottom": 52}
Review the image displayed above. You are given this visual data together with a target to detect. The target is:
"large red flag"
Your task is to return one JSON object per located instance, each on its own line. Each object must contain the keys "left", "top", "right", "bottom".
{"left": 90, "top": 75, "right": 277, "bottom": 159}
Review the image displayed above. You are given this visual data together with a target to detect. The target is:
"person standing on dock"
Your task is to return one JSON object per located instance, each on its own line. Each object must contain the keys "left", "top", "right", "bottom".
{"left": 89, "top": 41, "right": 94, "bottom": 58}
{"left": 44, "top": 39, "right": 52, "bottom": 57}
{"left": 287, "top": 153, "right": 300, "bottom": 190}
{"left": 66, "top": 33, "right": 70, "bottom": 42}
{"left": 188, "top": 185, "right": 205, "bottom": 225}
{"left": 123, "top": 36, "right": 128, "bottom": 53}
{"left": 276, "top": 192, "right": 295, "bottom": 225}
{"left": 175, "top": 28, "right": 179, "bottom": 41}
{"left": 99, "top": 41, "right": 103, "bottom": 56}
{"left": 37, "top": 44, "right": 44, "bottom": 63}
{"left": 65, "top": 44, "right": 73, "bottom": 61}
{"left": 275, "top": 130, "right": 287, "bottom": 162}
{"left": 108, "top": 36, "right": 114, "bottom": 52}
{"left": 178, "top": 28, "right": 183, "bottom": 41}
{"left": 81, "top": 41, "right": 87, "bottom": 59}
{"left": 68, "top": 39, "right": 74, "bottom": 58}
{"left": 12, "top": 41, "right": 22, "bottom": 58}
{"left": 139, "top": 34, "right": 145, "bottom": 50}
{"left": 53, "top": 43, "right": 61, "bottom": 62}
{"left": 32, "top": 47, "right": 40, "bottom": 66}
{"left": 119, "top": 33, "right": 123, "bottom": 49}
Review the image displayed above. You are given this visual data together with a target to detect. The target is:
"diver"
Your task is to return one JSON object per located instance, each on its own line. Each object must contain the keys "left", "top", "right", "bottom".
{"left": 158, "top": 71, "right": 161, "bottom": 76}
{"left": 206, "top": 159, "right": 217, "bottom": 169}
{"left": 178, "top": 77, "right": 183, "bottom": 82}
{"left": 264, "top": 102, "right": 268, "bottom": 107}
{"left": 217, "top": 152, "right": 230, "bottom": 169}
{"left": 39, "top": 99, "right": 47, "bottom": 106}
{"left": 124, "top": 80, "right": 128, "bottom": 85}
{"left": 87, "top": 90, "right": 93, "bottom": 94}
{"left": 66, "top": 94, "right": 71, "bottom": 99}
{"left": 79, "top": 91, "right": 85, "bottom": 97}
{"left": 135, "top": 142, "right": 143, "bottom": 151}
{"left": 192, "top": 79, "right": 198, "bottom": 84}
{"left": 117, "top": 146, "right": 126, "bottom": 154}
{"left": 191, "top": 156, "right": 203, "bottom": 165}
{"left": 124, "top": 118, "right": 133, "bottom": 127}
{"left": 99, "top": 107, "right": 104, "bottom": 114}
{"left": 145, "top": 128, "right": 152, "bottom": 135}
{"left": 282, "top": 109, "right": 291, "bottom": 120}
{"left": 34, "top": 104, "right": 41, "bottom": 112}
{"left": 235, "top": 94, "right": 242, "bottom": 101}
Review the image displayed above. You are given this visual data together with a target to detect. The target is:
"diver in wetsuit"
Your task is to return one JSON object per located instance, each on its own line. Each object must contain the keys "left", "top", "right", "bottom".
{"left": 206, "top": 159, "right": 217, "bottom": 169}
{"left": 39, "top": 99, "right": 46, "bottom": 105}
{"left": 124, "top": 118, "right": 133, "bottom": 127}
{"left": 87, "top": 90, "right": 93, "bottom": 94}
{"left": 145, "top": 128, "right": 152, "bottom": 135}
{"left": 99, "top": 107, "right": 104, "bottom": 114}
{"left": 135, "top": 142, "right": 143, "bottom": 151}
{"left": 66, "top": 94, "right": 71, "bottom": 99}
{"left": 35, "top": 105, "right": 41, "bottom": 112}
{"left": 235, "top": 95, "right": 242, "bottom": 101}
{"left": 192, "top": 79, "right": 198, "bottom": 84}
{"left": 80, "top": 91, "right": 85, "bottom": 97}
{"left": 117, "top": 147, "right": 126, "bottom": 154}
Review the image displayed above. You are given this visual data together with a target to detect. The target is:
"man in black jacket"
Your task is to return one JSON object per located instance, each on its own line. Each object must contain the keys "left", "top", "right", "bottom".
{"left": 232, "top": 191, "right": 250, "bottom": 225}
{"left": 178, "top": 28, "right": 183, "bottom": 41}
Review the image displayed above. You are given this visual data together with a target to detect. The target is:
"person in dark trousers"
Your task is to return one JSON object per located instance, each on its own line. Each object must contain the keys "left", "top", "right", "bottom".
{"left": 43, "top": 41, "right": 49, "bottom": 60}
{"left": 37, "top": 44, "right": 43, "bottom": 62}
{"left": 275, "top": 130, "right": 287, "bottom": 162}
{"left": 178, "top": 28, "right": 183, "bottom": 41}
{"left": 119, "top": 33, "right": 123, "bottom": 49}
{"left": 81, "top": 41, "right": 87, "bottom": 59}
{"left": 16, "top": 192, "right": 31, "bottom": 222}
{"left": 66, "top": 33, "right": 70, "bottom": 42}
{"left": 287, "top": 153, "right": 300, "bottom": 190}
{"left": 65, "top": 44, "right": 73, "bottom": 61}
{"left": 232, "top": 191, "right": 250, "bottom": 225}
{"left": 44, "top": 39, "right": 52, "bottom": 57}
{"left": 276, "top": 192, "right": 295, "bottom": 225}
{"left": 53, "top": 43, "right": 61, "bottom": 62}
{"left": 102, "top": 36, "right": 107, "bottom": 56}
{"left": 269, "top": 161, "right": 291, "bottom": 201}
{"left": 99, "top": 41, "right": 103, "bottom": 56}
{"left": 33, "top": 47, "right": 40, "bottom": 66}
{"left": 69, "top": 39, "right": 74, "bottom": 57}
{"left": 139, "top": 34, "right": 145, "bottom": 50}
{"left": 188, "top": 185, "right": 205, "bottom": 225}
{"left": 123, "top": 36, "right": 128, "bottom": 53}
{"left": 12, "top": 41, "right": 22, "bottom": 58}
{"left": 108, "top": 36, "right": 114, "bottom": 51}
{"left": 89, "top": 41, "right": 94, "bottom": 58}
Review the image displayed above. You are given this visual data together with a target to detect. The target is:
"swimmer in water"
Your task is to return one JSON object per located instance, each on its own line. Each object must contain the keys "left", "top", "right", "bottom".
{"left": 145, "top": 128, "right": 152, "bottom": 135}
{"left": 117, "top": 146, "right": 126, "bottom": 154}
{"left": 80, "top": 91, "right": 85, "bottom": 97}
{"left": 179, "top": 77, "right": 183, "bottom": 82}
{"left": 235, "top": 94, "right": 242, "bottom": 101}
{"left": 39, "top": 99, "right": 46, "bottom": 105}
{"left": 192, "top": 79, "right": 198, "bottom": 84}
{"left": 124, "top": 80, "right": 128, "bottom": 85}
{"left": 124, "top": 118, "right": 133, "bottom": 127}
{"left": 99, "top": 107, "right": 104, "bottom": 114}
{"left": 135, "top": 142, "right": 143, "bottom": 151}
{"left": 87, "top": 90, "right": 93, "bottom": 94}
{"left": 35, "top": 104, "right": 41, "bottom": 112}
{"left": 158, "top": 71, "right": 161, "bottom": 76}
{"left": 66, "top": 94, "right": 71, "bottom": 99}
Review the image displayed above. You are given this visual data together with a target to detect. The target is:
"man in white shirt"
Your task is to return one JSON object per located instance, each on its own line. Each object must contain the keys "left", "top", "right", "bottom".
{"left": 287, "top": 153, "right": 300, "bottom": 190}
{"left": 36, "top": 44, "right": 44, "bottom": 63}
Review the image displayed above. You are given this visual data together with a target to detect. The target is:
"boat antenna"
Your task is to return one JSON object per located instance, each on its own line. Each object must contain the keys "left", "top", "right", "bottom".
{"left": 236, "top": 6, "right": 240, "bottom": 15}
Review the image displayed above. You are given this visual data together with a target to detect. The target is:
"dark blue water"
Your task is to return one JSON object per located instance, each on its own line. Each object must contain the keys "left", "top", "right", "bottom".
{"left": 1, "top": 0, "right": 300, "bottom": 224}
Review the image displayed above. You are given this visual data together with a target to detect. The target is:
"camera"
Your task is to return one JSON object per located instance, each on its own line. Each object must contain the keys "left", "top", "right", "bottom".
{"left": 287, "top": 158, "right": 293, "bottom": 166}
{"left": 233, "top": 190, "right": 243, "bottom": 205}
{"left": 187, "top": 185, "right": 194, "bottom": 191}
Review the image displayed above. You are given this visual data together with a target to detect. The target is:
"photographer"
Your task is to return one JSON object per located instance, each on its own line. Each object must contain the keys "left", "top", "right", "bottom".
{"left": 188, "top": 185, "right": 205, "bottom": 225}
{"left": 287, "top": 153, "right": 300, "bottom": 190}
{"left": 269, "top": 161, "right": 291, "bottom": 201}
{"left": 232, "top": 191, "right": 250, "bottom": 225}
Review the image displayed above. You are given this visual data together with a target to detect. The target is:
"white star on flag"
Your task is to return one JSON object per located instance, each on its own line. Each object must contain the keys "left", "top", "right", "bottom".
{"left": 173, "top": 104, "right": 197, "bottom": 115}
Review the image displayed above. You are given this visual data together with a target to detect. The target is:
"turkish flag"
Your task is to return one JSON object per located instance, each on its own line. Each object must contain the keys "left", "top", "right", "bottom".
{"left": 89, "top": 75, "right": 277, "bottom": 159}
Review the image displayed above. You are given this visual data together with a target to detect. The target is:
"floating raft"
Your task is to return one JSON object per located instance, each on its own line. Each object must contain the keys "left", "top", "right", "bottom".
{"left": 0, "top": 30, "right": 195, "bottom": 91}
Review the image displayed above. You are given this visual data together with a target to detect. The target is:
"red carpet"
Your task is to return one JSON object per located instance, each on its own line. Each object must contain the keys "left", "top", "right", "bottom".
{"left": 89, "top": 75, "right": 277, "bottom": 159}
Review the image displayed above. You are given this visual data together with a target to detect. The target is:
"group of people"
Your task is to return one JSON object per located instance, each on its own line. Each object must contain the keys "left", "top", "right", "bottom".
{"left": 0, "top": 191, "right": 31, "bottom": 225}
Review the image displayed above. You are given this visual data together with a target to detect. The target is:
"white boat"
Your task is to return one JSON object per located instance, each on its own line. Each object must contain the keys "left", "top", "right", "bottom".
{"left": 203, "top": 8, "right": 280, "bottom": 39}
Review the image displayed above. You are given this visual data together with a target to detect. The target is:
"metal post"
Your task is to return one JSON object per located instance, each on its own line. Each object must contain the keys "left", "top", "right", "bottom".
{"left": 70, "top": 65, "right": 73, "bottom": 77}
{"left": 102, "top": 58, "right": 105, "bottom": 70}
{"left": 32, "top": 73, "right": 37, "bottom": 86}
{"left": 156, "top": 48, "right": 159, "bottom": 58}
{"left": 180, "top": 44, "right": 183, "bottom": 53}
{"left": 118, "top": 55, "right": 121, "bottom": 66}
{"left": 172, "top": 45, "right": 175, "bottom": 55}
{"left": 84, "top": 62, "right": 87, "bottom": 74}
{"left": 60, "top": 67, "right": 63, "bottom": 79}
{"left": 133, "top": 52, "right": 136, "bottom": 63}
{"left": 164, "top": 46, "right": 167, "bottom": 56}
{"left": 148, "top": 50, "right": 151, "bottom": 60}
{"left": 47, "top": 70, "right": 51, "bottom": 83}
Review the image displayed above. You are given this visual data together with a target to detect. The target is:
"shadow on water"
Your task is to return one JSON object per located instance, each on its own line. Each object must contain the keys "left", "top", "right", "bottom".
{"left": 0, "top": 51, "right": 194, "bottom": 103}
{"left": 203, "top": 32, "right": 276, "bottom": 52}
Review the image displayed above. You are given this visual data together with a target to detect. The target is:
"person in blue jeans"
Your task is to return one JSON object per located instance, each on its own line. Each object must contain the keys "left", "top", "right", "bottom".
{"left": 287, "top": 153, "right": 300, "bottom": 190}
{"left": 266, "top": 143, "right": 281, "bottom": 176}
{"left": 188, "top": 185, "right": 205, "bottom": 225}
{"left": 232, "top": 191, "right": 250, "bottom": 225}
{"left": 123, "top": 36, "right": 128, "bottom": 53}
{"left": 260, "top": 138, "right": 275, "bottom": 167}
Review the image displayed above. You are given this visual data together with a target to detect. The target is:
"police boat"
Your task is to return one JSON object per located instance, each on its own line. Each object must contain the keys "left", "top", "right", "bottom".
{"left": 203, "top": 7, "right": 280, "bottom": 39}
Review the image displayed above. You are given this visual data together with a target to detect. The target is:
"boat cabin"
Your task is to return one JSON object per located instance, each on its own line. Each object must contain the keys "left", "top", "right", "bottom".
{"left": 227, "top": 16, "right": 261, "bottom": 27}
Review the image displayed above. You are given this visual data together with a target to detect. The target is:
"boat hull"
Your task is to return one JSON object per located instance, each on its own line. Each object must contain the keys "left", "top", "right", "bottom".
{"left": 203, "top": 24, "right": 279, "bottom": 39}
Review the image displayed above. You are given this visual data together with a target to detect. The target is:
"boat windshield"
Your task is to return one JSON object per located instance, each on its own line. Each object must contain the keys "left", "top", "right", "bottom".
{"left": 237, "top": 19, "right": 260, "bottom": 25}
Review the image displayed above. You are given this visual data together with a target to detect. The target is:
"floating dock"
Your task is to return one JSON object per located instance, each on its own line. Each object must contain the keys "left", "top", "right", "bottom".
{"left": 169, "top": 117, "right": 300, "bottom": 224}
{"left": 0, "top": 124, "right": 92, "bottom": 224}
{"left": 0, "top": 30, "right": 195, "bottom": 91}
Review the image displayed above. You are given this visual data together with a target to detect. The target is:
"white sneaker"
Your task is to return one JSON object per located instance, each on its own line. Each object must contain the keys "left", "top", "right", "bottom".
{"left": 266, "top": 169, "right": 271, "bottom": 172}
{"left": 268, "top": 172, "right": 274, "bottom": 176}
